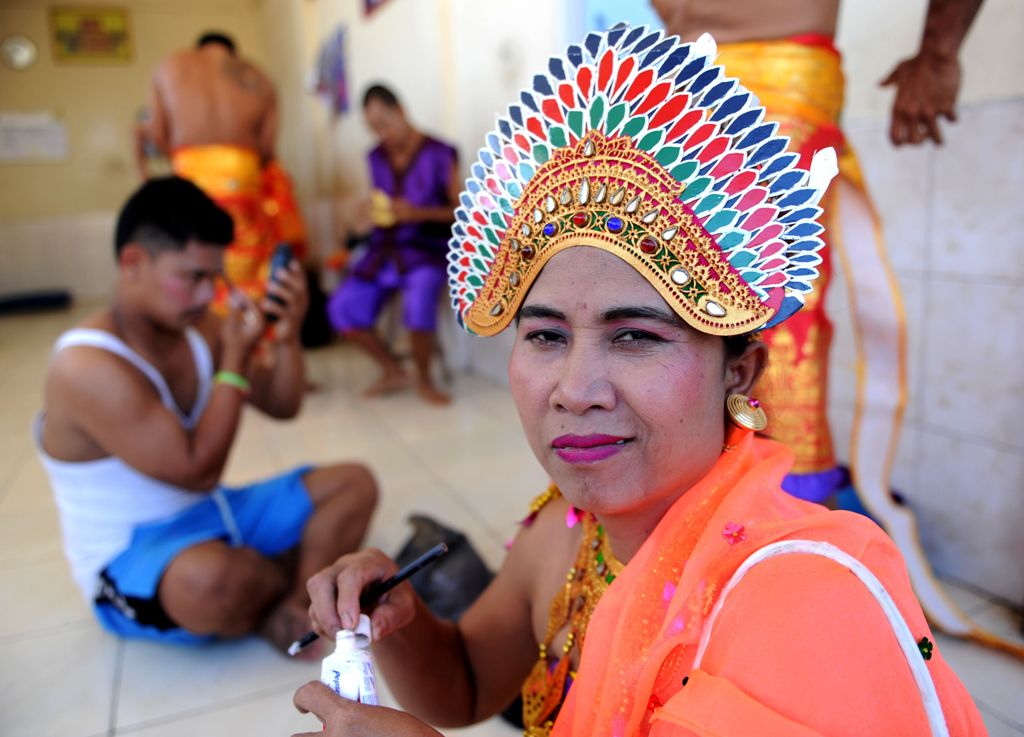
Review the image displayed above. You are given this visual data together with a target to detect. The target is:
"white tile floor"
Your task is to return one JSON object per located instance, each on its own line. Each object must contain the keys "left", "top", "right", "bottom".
{"left": 1, "top": 305, "right": 1021, "bottom": 737}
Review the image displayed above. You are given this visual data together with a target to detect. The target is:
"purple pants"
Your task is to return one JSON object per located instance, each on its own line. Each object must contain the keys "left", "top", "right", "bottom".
{"left": 328, "top": 260, "right": 446, "bottom": 333}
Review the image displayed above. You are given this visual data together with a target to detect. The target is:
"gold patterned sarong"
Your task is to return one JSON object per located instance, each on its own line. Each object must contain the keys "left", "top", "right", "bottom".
{"left": 716, "top": 37, "right": 849, "bottom": 478}
{"left": 714, "top": 38, "right": 1009, "bottom": 646}
{"left": 172, "top": 145, "right": 274, "bottom": 311}
{"left": 708, "top": 36, "right": 1023, "bottom": 659}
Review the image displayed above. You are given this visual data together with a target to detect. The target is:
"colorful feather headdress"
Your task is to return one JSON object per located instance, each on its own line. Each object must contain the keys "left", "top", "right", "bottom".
{"left": 447, "top": 26, "right": 838, "bottom": 337}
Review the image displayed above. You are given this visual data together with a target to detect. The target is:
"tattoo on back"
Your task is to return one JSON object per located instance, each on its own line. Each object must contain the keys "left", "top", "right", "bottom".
{"left": 221, "top": 57, "right": 264, "bottom": 93}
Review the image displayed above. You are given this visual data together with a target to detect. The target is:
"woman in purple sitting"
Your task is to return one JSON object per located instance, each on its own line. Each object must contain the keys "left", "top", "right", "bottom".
{"left": 328, "top": 84, "right": 458, "bottom": 405}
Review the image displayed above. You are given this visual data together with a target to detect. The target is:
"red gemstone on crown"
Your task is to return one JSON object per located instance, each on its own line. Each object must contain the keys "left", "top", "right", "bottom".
{"left": 639, "top": 236, "right": 659, "bottom": 254}
{"left": 572, "top": 212, "right": 588, "bottom": 227}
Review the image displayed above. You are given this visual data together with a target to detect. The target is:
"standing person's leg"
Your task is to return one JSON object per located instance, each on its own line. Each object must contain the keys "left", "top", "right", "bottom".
{"left": 346, "top": 331, "right": 409, "bottom": 396}
{"left": 410, "top": 332, "right": 449, "bottom": 405}
{"left": 327, "top": 270, "right": 408, "bottom": 396}
{"left": 402, "top": 264, "right": 450, "bottom": 405}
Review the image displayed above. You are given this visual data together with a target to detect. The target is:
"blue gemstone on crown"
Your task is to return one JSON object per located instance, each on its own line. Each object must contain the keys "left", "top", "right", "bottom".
{"left": 606, "top": 216, "right": 624, "bottom": 233}
{"left": 543, "top": 222, "right": 558, "bottom": 237}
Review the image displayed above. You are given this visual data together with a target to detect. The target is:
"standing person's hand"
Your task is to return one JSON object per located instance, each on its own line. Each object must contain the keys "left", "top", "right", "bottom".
{"left": 221, "top": 289, "right": 265, "bottom": 370}
{"left": 292, "top": 682, "right": 442, "bottom": 737}
{"left": 306, "top": 548, "right": 417, "bottom": 642}
{"left": 262, "top": 261, "right": 308, "bottom": 343}
{"left": 881, "top": 50, "right": 961, "bottom": 145}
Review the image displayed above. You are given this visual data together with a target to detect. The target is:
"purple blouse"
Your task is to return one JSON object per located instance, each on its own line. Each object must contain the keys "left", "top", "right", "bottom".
{"left": 354, "top": 136, "right": 457, "bottom": 276}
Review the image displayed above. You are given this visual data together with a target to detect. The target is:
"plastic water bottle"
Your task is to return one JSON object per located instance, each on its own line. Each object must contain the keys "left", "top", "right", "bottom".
{"left": 320, "top": 613, "right": 378, "bottom": 705}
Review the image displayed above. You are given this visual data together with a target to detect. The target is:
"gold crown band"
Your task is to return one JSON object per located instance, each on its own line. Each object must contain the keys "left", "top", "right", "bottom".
{"left": 464, "top": 132, "right": 773, "bottom": 337}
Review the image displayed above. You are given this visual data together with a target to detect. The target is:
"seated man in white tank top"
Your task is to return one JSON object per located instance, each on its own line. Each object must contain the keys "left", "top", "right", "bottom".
{"left": 36, "top": 176, "right": 378, "bottom": 655}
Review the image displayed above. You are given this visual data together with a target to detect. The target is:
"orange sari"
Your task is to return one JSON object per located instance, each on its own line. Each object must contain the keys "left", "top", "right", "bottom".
{"left": 550, "top": 431, "right": 985, "bottom": 736}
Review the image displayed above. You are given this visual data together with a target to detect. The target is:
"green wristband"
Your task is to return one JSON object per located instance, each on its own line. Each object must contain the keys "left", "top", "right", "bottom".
{"left": 214, "top": 370, "right": 251, "bottom": 394}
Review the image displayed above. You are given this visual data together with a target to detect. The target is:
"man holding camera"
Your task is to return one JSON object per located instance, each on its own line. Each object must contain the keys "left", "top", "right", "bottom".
{"left": 36, "top": 177, "right": 376, "bottom": 654}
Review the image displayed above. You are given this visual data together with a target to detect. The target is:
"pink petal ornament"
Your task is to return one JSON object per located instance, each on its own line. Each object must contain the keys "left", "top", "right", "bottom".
{"left": 722, "top": 521, "right": 746, "bottom": 545}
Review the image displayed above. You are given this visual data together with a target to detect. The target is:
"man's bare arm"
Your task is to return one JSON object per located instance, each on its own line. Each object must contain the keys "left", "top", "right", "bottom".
{"left": 258, "top": 87, "right": 279, "bottom": 166}
{"left": 133, "top": 122, "right": 150, "bottom": 180}
{"left": 881, "top": 0, "right": 985, "bottom": 145}
{"left": 50, "top": 348, "right": 248, "bottom": 491}
{"left": 148, "top": 71, "right": 171, "bottom": 155}
{"left": 243, "top": 261, "right": 307, "bottom": 419}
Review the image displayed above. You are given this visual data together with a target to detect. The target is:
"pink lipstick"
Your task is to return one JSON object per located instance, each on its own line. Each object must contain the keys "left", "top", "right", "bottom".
{"left": 551, "top": 434, "right": 632, "bottom": 464}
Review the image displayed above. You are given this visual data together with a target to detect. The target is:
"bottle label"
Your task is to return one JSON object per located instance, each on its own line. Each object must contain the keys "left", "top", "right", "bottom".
{"left": 321, "top": 652, "right": 377, "bottom": 705}
{"left": 357, "top": 660, "right": 378, "bottom": 706}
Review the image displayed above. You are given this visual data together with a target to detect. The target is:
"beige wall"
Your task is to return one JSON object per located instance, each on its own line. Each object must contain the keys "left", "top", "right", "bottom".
{"left": 259, "top": 0, "right": 315, "bottom": 204}
{"left": 0, "top": 0, "right": 268, "bottom": 221}
{"left": 301, "top": 0, "right": 449, "bottom": 198}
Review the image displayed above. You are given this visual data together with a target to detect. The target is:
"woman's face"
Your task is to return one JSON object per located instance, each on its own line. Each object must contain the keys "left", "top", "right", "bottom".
{"left": 364, "top": 99, "right": 407, "bottom": 150}
{"left": 509, "top": 246, "right": 753, "bottom": 520}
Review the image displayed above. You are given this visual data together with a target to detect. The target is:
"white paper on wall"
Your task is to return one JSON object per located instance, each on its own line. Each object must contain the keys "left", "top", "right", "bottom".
{"left": 0, "top": 112, "right": 69, "bottom": 162}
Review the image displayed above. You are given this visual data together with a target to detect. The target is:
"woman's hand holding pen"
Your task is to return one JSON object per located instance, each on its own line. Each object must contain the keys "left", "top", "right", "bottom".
{"left": 306, "top": 548, "right": 418, "bottom": 643}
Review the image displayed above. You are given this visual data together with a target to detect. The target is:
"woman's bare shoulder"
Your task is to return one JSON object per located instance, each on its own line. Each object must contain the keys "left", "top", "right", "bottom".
{"left": 503, "top": 489, "right": 581, "bottom": 596}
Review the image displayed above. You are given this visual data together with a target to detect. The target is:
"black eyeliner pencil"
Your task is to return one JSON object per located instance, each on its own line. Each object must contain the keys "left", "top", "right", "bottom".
{"left": 287, "top": 542, "right": 449, "bottom": 656}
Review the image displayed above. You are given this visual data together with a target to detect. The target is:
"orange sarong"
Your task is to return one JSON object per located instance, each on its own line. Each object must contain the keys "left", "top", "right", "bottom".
{"left": 551, "top": 431, "right": 985, "bottom": 736}
{"left": 261, "top": 159, "right": 308, "bottom": 262}
{"left": 172, "top": 145, "right": 274, "bottom": 312}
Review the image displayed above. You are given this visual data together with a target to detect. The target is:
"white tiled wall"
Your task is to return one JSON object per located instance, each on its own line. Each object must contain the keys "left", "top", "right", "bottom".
{"left": 0, "top": 200, "right": 341, "bottom": 304}
{"left": 838, "top": 99, "right": 1024, "bottom": 602}
{"left": 0, "top": 212, "right": 116, "bottom": 301}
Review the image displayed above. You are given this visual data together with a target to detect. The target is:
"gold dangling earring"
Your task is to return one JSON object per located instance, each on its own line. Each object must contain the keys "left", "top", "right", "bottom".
{"left": 723, "top": 393, "right": 768, "bottom": 451}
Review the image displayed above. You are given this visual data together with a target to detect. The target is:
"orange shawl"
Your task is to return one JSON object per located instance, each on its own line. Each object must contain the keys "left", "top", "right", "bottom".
{"left": 550, "top": 432, "right": 984, "bottom": 736}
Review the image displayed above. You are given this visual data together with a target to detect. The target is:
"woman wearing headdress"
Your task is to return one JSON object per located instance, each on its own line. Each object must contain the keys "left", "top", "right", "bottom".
{"left": 294, "top": 28, "right": 985, "bottom": 737}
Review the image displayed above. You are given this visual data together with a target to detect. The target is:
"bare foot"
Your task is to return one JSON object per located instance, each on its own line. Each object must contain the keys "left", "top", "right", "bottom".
{"left": 261, "top": 596, "right": 320, "bottom": 659}
{"left": 363, "top": 371, "right": 410, "bottom": 398}
{"left": 417, "top": 382, "right": 451, "bottom": 406}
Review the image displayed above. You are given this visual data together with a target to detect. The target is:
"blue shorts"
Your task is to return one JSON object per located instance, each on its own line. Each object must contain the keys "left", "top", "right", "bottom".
{"left": 93, "top": 465, "right": 313, "bottom": 645}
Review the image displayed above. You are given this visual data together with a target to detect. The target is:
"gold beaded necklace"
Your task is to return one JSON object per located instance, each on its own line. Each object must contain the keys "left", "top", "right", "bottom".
{"left": 522, "top": 503, "right": 623, "bottom": 736}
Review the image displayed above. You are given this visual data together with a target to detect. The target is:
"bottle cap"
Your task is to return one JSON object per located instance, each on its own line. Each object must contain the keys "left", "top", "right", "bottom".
{"left": 336, "top": 613, "right": 372, "bottom": 647}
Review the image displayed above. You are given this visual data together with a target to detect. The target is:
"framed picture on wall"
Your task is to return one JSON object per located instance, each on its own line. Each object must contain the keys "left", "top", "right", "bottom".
{"left": 364, "top": 0, "right": 392, "bottom": 17}
{"left": 50, "top": 7, "right": 132, "bottom": 63}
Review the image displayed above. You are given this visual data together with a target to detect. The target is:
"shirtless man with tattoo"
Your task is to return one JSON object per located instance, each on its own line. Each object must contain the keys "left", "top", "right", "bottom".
{"left": 147, "top": 33, "right": 299, "bottom": 309}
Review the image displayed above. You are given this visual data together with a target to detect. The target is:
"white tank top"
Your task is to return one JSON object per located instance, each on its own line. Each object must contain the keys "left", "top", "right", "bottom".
{"left": 35, "top": 327, "right": 215, "bottom": 601}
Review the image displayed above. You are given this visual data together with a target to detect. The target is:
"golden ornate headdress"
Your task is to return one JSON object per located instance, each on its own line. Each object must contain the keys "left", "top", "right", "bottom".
{"left": 448, "top": 27, "right": 837, "bottom": 336}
